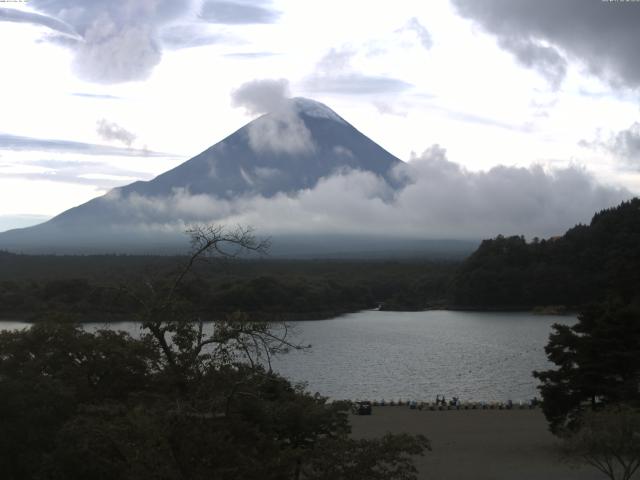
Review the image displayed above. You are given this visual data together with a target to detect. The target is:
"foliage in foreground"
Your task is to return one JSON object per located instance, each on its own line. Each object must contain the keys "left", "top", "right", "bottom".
{"left": 0, "top": 320, "right": 429, "bottom": 480}
{"left": 561, "top": 406, "right": 640, "bottom": 480}
{"left": 0, "top": 225, "right": 429, "bottom": 480}
{"left": 534, "top": 301, "right": 640, "bottom": 434}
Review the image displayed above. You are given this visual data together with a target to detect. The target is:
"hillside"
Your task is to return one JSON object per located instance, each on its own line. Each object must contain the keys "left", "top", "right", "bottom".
{"left": 450, "top": 198, "right": 640, "bottom": 308}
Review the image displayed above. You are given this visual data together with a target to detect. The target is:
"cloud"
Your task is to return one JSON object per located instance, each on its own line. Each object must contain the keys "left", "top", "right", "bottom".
{"left": 497, "top": 36, "right": 566, "bottom": 89}
{"left": 304, "top": 48, "right": 412, "bottom": 96}
{"left": 580, "top": 123, "right": 640, "bottom": 165}
{"left": 160, "top": 24, "right": 229, "bottom": 49}
{"left": 8, "top": 0, "right": 199, "bottom": 83}
{"left": 373, "top": 101, "right": 408, "bottom": 117}
{"left": 231, "top": 78, "right": 291, "bottom": 115}
{"left": 96, "top": 119, "right": 136, "bottom": 147}
{"left": 245, "top": 109, "right": 316, "bottom": 156}
{"left": 102, "top": 145, "right": 630, "bottom": 240}
{"left": 452, "top": 0, "right": 640, "bottom": 89}
{"left": 72, "top": 18, "right": 161, "bottom": 83}
{"left": 199, "top": 0, "right": 280, "bottom": 24}
{"left": 0, "top": 133, "right": 168, "bottom": 157}
{"left": 231, "top": 79, "right": 315, "bottom": 155}
{"left": 224, "top": 51, "right": 279, "bottom": 59}
{"left": 72, "top": 92, "right": 121, "bottom": 100}
{"left": 0, "top": 158, "right": 152, "bottom": 189}
{"left": 0, "top": 7, "right": 79, "bottom": 37}
{"left": 405, "top": 17, "right": 432, "bottom": 50}
{"left": 305, "top": 74, "right": 412, "bottom": 95}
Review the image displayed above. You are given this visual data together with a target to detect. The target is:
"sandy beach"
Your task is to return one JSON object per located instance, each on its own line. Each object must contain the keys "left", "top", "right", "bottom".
{"left": 350, "top": 407, "right": 605, "bottom": 480}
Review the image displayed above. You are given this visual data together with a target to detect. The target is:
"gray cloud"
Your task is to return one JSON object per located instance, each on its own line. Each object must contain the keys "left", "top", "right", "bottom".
{"left": 224, "top": 51, "right": 279, "bottom": 59}
{"left": 0, "top": 7, "right": 79, "bottom": 37}
{"left": 102, "top": 145, "right": 630, "bottom": 240}
{"left": 72, "top": 92, "right": 121, "bottom": 100}
{"left": 0, "top": 158, "right": 152, "bottom": 189}
{"left": 497, "top": 36, "right": 566, "bottom": 89}
{"left": 304, "top": 74, "right": 412, "bottom": 95}
{"left": 373, "top": 101, "right": 408, "bottom": 117}
{"left": 0, "top": 171, "right": 139, "bottom": 189}
{"left": 37, "top": 33, "right": 81, "bottom": 47}
{"left": 231, "top": 78, "right": 291, "bottom": 115}
{"left": 73, "top": 20, "right": 161, "bottom": 84}
{"left": 315, "top": 47, "right": 355, "bottom": 75}
{"left": 580, "top": 122, "right": 640, "bottom": 165}
{"left": 304, "top": 48, "right": 412, "bottom": 95}
{"left": 7, "top": 0, "right": 198, "bottom": 83}
{"left": 96, "top": 119, "right": 136, "bottom": 147}
{"left": 231, "top": 79, "right": 315, "bottom": 155}
{"left": 160, "top": 24, "right": 229, "bottom": 49}
{"left": 199, "top": 0, "right": 280, "bottom": 24}
{"left": 246, "top": 109, "right": 316, "bottom": 156}
{"left": 405, "top": 17, "right": 432, "bottom": 50}
{"left": 421, "top": 102, "right": 530, "bottom": 132}
{"left": 452, "top": 0, "right": 640, "bottom": 89}
{"left": 0, "top": 133, "right": 168, "bottom": 157}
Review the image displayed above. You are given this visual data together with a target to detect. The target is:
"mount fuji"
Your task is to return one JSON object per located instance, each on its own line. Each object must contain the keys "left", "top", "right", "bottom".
{"left": 0, "top": 98, "right": 475, "bottom": 257}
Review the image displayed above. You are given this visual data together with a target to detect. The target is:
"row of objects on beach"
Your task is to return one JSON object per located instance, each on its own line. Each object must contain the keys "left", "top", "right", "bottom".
{"left": 351, "top": 397, "right": 540, "bottom": 413}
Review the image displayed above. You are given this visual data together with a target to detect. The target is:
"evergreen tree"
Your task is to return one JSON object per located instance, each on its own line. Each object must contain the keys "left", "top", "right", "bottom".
{"left": 534, "top": 301, "right": 640, "bottom": 434}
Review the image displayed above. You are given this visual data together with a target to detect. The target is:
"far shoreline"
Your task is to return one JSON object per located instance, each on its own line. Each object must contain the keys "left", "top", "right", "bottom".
{"left": 0, "top": 305, "right": 577, "bottom": 325}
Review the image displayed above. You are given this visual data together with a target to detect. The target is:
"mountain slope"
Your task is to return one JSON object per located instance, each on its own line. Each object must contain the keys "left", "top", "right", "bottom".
{"left": 0, "top": 98, "right": 408, "bottom": 253}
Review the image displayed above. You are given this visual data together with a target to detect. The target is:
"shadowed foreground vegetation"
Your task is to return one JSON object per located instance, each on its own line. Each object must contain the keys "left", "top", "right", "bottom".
{"left": 0, "top": 226, "right": 429, "bottom": 480}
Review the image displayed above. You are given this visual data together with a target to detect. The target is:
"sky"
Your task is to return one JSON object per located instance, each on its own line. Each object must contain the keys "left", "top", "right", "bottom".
{"left": 1, "top": 0, "right": 640, "bottom": 237}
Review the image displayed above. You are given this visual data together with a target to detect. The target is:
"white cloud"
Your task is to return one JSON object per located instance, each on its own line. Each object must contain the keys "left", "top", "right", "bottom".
{"left": 101, "top": 145, "right": 630, "bottom": 240}
{"left": 7, "top": 0, "right": 200, "bottom": 83}
{"left": 231, "top": 78, "right": 290, "bottom": 115}
{"left": 96, "top": 118, "right": 136, "bottom": 147}
{"left": 231, "top": 78, "right": 316, "bottom": 155}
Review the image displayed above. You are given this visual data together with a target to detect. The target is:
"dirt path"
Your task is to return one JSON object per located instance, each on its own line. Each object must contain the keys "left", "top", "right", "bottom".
{"left": 350, "top": 407, "right": 605, "bottom": 480}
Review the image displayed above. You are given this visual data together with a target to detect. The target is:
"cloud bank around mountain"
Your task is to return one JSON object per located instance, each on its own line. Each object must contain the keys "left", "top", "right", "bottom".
{"left": 102, "top": 145, "right": 630, "bottom": 240}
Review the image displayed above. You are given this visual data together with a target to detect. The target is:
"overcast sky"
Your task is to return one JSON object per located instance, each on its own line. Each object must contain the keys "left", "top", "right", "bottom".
{"left": 1, "top": 0, "right": 640, "bottom": 235}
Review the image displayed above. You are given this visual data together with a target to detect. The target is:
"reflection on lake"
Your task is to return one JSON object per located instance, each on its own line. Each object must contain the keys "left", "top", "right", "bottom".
{"left": 1, "top": 310, "right": 574, "bottom": 402}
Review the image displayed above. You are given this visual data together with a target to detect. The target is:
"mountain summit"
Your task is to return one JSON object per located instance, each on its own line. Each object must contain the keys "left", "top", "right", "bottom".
{"left": 111, "top": 97, "right": 403, "bottom": 201}
{"left": 0, "top": 98, "right": 407, "bottom": 253}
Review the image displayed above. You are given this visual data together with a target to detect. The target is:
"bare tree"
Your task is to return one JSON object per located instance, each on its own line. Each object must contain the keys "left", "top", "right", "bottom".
{"left": 121, "top": 224, "right": 303, "bottom": 391}
{"left": 562, "top": 406, "right": 640, "bottom": 480}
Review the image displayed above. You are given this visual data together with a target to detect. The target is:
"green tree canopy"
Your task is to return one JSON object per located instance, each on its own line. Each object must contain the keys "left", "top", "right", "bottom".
{"left": 534, "top": 301, "right": 640, "bottom": 434}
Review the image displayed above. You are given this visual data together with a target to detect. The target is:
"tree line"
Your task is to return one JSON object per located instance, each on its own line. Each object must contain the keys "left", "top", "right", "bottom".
{"left": 450, "top": 198, "right": 640, "bottom": 309}
{"left": 0, "top": 256, "right": 455, "bottom": 321}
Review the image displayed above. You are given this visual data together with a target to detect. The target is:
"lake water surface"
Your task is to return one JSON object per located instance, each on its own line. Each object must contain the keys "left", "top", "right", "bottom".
{"left": 1, "top": 310, "right": 573, "bottom": 403}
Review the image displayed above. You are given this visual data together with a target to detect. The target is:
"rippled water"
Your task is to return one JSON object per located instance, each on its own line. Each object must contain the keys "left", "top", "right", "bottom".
{"left": 271, "top": 310, "right": 574, "bottom": 402}
{"left": 0, "top": 310, "right": 574, "bottom": 403}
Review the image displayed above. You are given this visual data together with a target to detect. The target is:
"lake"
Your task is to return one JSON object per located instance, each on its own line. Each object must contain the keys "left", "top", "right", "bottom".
{"left": 1, "top": 310, "right": 573, "bottom": 403}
